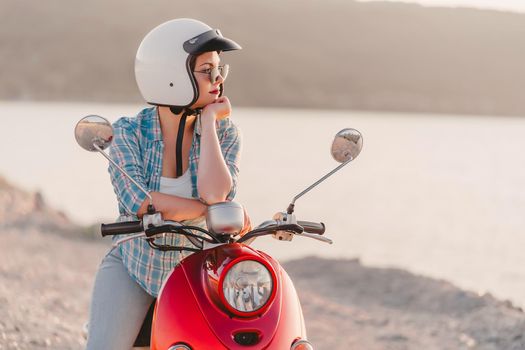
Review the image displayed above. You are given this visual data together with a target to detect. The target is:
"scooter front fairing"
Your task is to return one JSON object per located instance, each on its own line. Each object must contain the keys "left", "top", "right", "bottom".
{"left": 151, "top": 243, "right": 306, "bottom": 350}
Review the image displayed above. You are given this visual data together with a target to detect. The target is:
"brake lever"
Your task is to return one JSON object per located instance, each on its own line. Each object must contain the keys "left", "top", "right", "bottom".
{"left": 112, "top": 232, "right": 146, "bottom": 247}
{"left": 297, "top": 232, "right": 333, "bottom": 244}
{"left": 112, "top": 219, "right": 187, "bottom": 247}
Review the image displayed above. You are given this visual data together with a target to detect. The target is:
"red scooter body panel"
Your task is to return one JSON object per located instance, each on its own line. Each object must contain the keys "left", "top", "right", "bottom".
{"left": 150, "top": 265, "right": 225, "bottom": 350}
{"left": 151, "top": 243, "right": 307, "bottom": 349}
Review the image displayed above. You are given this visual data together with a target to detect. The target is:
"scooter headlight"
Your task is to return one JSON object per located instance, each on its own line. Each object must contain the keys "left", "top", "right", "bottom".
{"left": 168, "top": 344, "right": 191, "bottom": 350}
{"left": 220, "top": 259, "right": 275, "bottom": 315}
{"left": 291, "top": 339, "right": 314, "bottom": 350}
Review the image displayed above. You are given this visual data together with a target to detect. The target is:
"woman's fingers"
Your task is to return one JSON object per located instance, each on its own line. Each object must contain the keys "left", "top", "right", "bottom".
{"left": 201, "top": 96, "right": 232, "bottom": 122}
{"left": 239, "top": 208, "right": 252, "bottom": 236}
{"left": 212, "top": 97, "right": 231, "bottom": 120}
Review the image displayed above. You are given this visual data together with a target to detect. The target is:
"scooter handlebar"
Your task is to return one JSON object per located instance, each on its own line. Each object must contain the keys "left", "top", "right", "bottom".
{"left": 297, "top": 221, "right": 325, "bottom": 235}
{"left": 101, "top": 221, "right": 144, "bottom": 236}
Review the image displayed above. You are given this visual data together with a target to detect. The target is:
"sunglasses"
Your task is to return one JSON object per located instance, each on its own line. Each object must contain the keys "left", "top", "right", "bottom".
{"left": 193, "top": 64, "right": 229, "bottom": 83}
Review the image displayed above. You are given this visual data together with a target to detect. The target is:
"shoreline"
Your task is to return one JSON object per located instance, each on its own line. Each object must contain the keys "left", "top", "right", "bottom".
{"left": 1, "top": 228, "right": 524, "bottom": 349}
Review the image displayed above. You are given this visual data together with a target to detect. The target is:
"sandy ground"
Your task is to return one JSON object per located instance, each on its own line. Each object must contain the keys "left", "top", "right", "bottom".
{"left": 286, "top": 258, "right": 525, "bottom": 350}
{"left": 1, "top": 228, "right": 524, "bottom": 350}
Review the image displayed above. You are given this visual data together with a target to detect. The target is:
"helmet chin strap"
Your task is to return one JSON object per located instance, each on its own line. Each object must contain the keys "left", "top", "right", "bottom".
{"left": 170, "top": 107, "right": 201, "bottom": 177}
{"left": 175, "top": 111, "right": 187, "bottom": 177}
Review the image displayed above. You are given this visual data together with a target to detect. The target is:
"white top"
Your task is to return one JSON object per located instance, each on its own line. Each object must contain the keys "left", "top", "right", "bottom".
{"left": 159, "top": 169, "right": 193, "bottom": 199}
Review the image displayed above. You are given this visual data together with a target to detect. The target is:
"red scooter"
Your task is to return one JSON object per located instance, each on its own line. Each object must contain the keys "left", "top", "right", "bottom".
{"left": 75, "top": 116, "right": 363, "bottom": 350}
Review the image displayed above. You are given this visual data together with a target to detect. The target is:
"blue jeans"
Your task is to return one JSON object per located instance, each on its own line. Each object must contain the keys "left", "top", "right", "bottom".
{"left": 86, "top": 247, "right": 154, "bottom": 350}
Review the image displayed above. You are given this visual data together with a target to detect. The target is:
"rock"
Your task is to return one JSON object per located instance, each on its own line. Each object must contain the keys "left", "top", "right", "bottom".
{"left": 0, "top": 177, "right": 90, "bottom": 239}
{"left": 376, "top": 333, "right": 409, "bottom": 342}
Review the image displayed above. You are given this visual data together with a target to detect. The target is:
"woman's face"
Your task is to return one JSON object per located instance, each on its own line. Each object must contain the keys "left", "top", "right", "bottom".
{"left": 191, "top": 51, "right": 224, "bottom": 109}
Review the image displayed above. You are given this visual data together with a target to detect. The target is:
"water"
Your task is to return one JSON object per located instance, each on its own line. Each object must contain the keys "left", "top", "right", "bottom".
{"left": 2, "top": 101, "right": 525, "bottom": 307}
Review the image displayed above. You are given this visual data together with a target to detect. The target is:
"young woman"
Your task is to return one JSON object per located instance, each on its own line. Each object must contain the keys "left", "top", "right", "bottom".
{"left": 86, "top": 18, "right": 248, "bottom": 349}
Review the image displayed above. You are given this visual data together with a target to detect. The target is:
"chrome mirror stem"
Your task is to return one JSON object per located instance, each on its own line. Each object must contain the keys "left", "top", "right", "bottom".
{"left": 286, "top": 158, "right": 352, "bottom": 214}
{"left": 286, "top": 128, "right": 363, "bottom": 214}
{"left": 92, "top": 143, "right": 154, "bottom": 207}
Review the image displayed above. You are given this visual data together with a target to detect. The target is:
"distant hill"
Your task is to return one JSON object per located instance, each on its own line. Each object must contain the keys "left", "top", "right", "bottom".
{"left": 2, "top": 0, "right": 525, "bottom": 116}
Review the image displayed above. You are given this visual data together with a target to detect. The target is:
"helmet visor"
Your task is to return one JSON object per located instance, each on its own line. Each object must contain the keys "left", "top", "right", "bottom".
{"left": 183, "top": 29, "right": 242, "bottom": 55}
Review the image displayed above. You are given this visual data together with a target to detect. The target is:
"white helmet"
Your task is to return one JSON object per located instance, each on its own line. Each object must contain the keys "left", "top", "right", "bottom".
{"left": 135, "top": 18, "right": 241, "bottom": 108}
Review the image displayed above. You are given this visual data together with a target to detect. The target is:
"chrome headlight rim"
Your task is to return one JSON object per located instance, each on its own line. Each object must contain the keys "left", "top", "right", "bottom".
{"left": 167, "top": 344, "right": 192, "bottom": 350}
{"left": 291, "top": 339, "right": 314, "bottom": 350}
{"left": 218, "top": 256, "right": 278, "bottom": 317}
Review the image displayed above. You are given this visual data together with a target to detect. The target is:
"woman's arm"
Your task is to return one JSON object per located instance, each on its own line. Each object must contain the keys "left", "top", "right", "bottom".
{"left": 136, "top": 193, "right": 206, "bottom": 221}
{"left": 197, "top": 96, "right": 239, "bottom": 204}
{"left": 109, "top": 118, "right": 150, "bottom": 215}
{"left": 109, "top": 117, "right": 207, "bottom": 221}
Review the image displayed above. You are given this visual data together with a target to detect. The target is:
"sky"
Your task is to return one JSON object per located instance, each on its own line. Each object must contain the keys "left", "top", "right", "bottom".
{"left": 357, "top": 0, "right": 525, "bottom": 13}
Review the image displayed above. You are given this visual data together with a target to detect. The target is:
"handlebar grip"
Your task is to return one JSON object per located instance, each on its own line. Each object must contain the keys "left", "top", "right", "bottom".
{"left": 101, "top": 221, "right": 144, "bottom": 237}
{"left": 297, "top": 221, "right": 325, "bottom": 235}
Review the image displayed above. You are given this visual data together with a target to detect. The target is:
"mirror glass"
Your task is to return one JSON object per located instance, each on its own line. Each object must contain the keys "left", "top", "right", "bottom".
{"left": 331, "top": 128, "right": 363, "bottom": 163}
{"left": 74, "top": 115, "right": 113, "bottom": 152}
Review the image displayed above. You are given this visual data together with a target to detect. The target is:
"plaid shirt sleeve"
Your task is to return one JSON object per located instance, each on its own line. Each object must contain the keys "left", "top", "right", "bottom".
{"left": 218, "top": 118, "right": 242, "bottom": 201}
{"left": 108, "top": 117, "right": 149, "bottom": 215}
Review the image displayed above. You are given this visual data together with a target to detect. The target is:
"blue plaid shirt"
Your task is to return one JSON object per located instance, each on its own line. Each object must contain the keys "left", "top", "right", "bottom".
{"left": 108, "top": 106, "right": 241, "bottom": 296}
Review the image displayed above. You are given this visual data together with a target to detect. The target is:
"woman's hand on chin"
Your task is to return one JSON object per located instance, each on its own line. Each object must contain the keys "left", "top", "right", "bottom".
{"left": 201, "top": 96, "right": 231, "bottom": 124}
